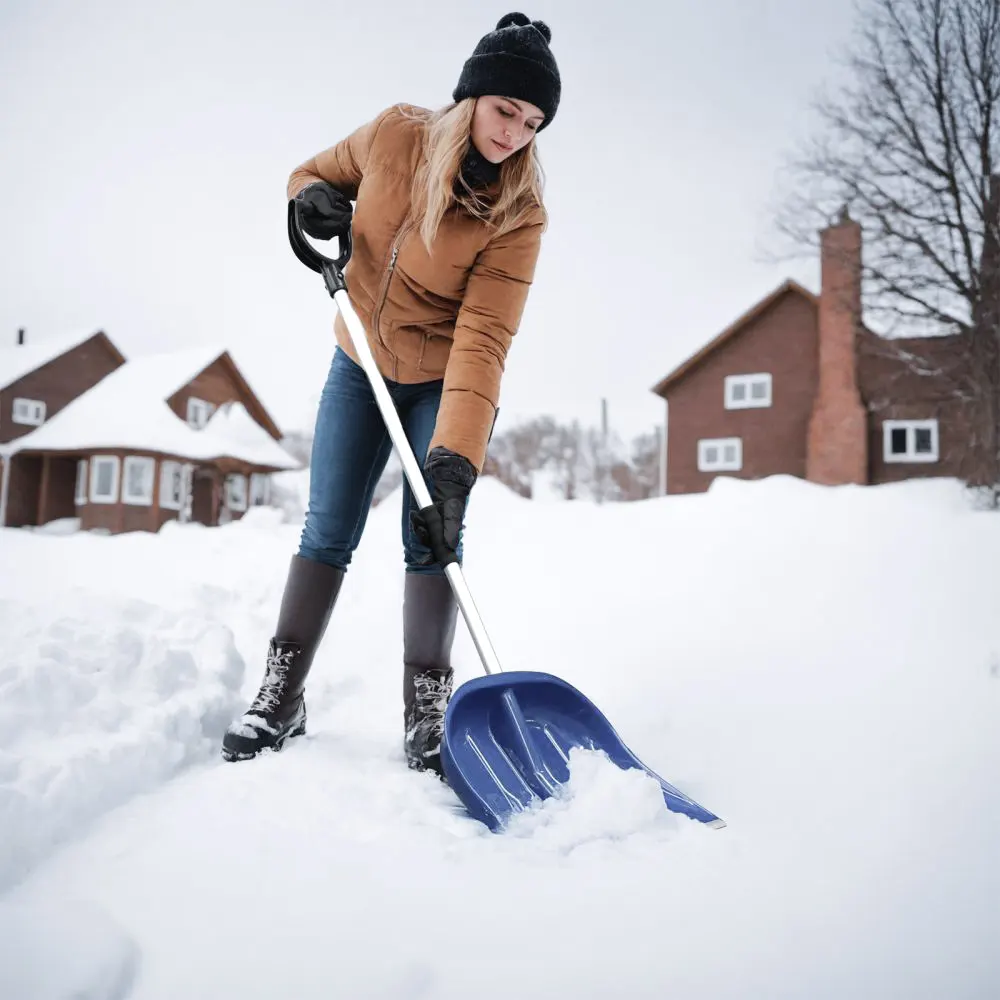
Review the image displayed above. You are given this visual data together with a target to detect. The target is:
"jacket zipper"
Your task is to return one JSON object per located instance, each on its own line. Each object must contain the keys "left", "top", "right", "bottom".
{"left": 370, "top": 218, "right": 413, "bottom": 371}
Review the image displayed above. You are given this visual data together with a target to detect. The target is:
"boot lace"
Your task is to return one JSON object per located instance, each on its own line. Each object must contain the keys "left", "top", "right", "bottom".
{"left": 248, "top": 644, "right": 296, "bottom": 716}
{"left": 407, "top": 673, "right": 452, "bottom": 744}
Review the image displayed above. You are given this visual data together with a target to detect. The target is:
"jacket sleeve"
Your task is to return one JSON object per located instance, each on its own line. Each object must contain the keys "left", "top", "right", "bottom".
{"left": 428, "top": 207, "right": 546, "bottom": 474}
{"left": 286, "top": 106, "right": 396, "bottom": 201}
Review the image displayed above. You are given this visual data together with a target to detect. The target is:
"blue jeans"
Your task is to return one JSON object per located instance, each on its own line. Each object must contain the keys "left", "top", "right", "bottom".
{"left": 298, "top": 347, "right": 462, "bottom": 576}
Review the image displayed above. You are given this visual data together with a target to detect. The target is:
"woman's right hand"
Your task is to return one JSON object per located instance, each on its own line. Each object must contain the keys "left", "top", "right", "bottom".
{"left": 295, "top": 182, "right": 353, "bottom": 240}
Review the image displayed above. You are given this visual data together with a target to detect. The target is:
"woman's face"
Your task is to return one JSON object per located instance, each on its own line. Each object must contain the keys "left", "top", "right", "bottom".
{"left": 470, "top": 95, "right": 545, "bottom": 163}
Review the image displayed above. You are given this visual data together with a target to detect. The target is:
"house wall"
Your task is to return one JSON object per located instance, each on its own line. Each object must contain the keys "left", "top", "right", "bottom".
{"left": 0, "top": 334, "right": 124, "bottom": 446}
{"left": 665, "top": 292, "right": 820, "bottom": 494}
{"left": 74, "top": 451, "right": 173, "bottom": 534}
{"left": 42, "top": 457, "right": 78, "bottom": 523}
{"left": 868, "top": 398, "right": 978, "bottom": 485}
{"left": 79, "top": 502, "right": 117, "bottom": 533}
{"left": 8, "top": 445, "right": 279, "bottom": 534}
{"left": 5, "top": 455, "right": 41, "bottom": 527}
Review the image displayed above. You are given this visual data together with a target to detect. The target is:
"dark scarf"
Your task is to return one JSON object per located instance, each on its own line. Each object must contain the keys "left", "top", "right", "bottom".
{"left": 456, "top": 143, "right": 501, "bottom": 193}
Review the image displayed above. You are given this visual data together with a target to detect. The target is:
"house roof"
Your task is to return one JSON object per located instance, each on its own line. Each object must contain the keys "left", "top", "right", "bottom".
{"left": 2, "top": 346, "right": 299, "bottom": 469}
{"left": 0, "top": 329, "right": 122, "bottom": 392}
{"left": 650, "top": 279, "right": 818, "bottom": 398}
{"left": 857, "top": 327, "right": 971, "bottom": 408}
{"left": 130, "top": 344, "right": 232, "bottom": 403}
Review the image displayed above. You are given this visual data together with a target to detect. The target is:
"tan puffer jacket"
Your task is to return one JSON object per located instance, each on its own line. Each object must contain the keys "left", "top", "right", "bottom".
{"left": 287, "top": 102, "right": 547, "bottom": 473}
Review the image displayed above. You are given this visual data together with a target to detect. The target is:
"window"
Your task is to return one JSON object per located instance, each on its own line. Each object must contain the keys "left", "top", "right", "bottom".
{"left": 225, "top": 473, "right": 248, "bottom": 511}
{"left": 122, "top": 456, "right": 155, "bottom": 505}
{"left": 187, "top": 397, "right": 214, "bottom": 429}
{"left": 12, "top": 398, "right": 46, "bottom": 425}
{"left": 159, "top": 461, "right": 184, "bottom": 511}
{"left": 250, "top": 473, "right": 271, "bottom": 506}
{"left": 698, "top": 437, "right": 742, "bottom": 472}
{"left": 75, "top": 459, "right": 88, "bottom": 506}
{"left": 883, "top": 419, "right": 939, "bottom": 463}
{"left": 90, "top": 456, "right": 120, "bottom": 503}
{"left": 724, "top": 374, "right": 772, "bottom": 409}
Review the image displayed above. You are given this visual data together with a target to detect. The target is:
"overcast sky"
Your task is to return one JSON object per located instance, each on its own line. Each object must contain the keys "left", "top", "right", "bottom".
{"left": 0, "top": 0, "right": 859, "bottom": 441}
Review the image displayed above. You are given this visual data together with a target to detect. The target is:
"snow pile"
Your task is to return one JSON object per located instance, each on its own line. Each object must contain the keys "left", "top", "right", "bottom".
{"left": 0, "top": 592, "right": 244, "bottom": 892}
{"left": 203, "top": 399, "right": 301, "bottom": 469}
{"left": 501, "top": 747, "right": 683, "bottom": 848}
{"left": 0, "top": 472, "right": 998, "bottom": 998}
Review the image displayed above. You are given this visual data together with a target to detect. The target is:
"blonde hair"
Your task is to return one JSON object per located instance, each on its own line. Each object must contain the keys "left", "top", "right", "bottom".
{"left": 402, "top": 99, "right": 545, "bottom": 252}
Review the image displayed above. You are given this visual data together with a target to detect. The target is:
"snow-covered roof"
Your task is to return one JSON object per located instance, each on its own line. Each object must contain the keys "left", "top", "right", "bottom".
{"left": 0, "top": 329, "right": 109, "bottom": 392}
{"left": 3, "top": 347, "right": 299, "bottom": 470}
{"left": 122, "top": 344, "right": 232, "bottom": 403}
{"left": 203, "top": 401, "right": 300, "bottom": 469}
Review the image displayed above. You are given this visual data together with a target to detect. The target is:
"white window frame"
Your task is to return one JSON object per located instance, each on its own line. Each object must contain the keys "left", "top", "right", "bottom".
{"left": 698, "top": 437, "right": 743, "bottom": 472}
{"left": 159, "top": 460, "right": 184, "bottom": 511}
{"left": 180, "top": 464, "right": 194, "bottom": 522}
{"left": 883, "top": 419, "right": 939, "bottom": 463}
{"left": 724, "top": 373, "right": 772, "bottom": 409}
{"left": 89, "top": 455, "right": 120, "bottom": 504}
{"left": 122, "top": 456, "right": 155, "bottom": 506}
{"left": 187, "top": 397, "right": 214, "bottom": 429}
{"left": 74, "top": 459, "right": 88, "bottom": 506}
{"left": 12, "top": 397, "right": 46, "bottom": 426}
{"left": 249, "top": 472, "right": 271, "bottom": 506}
{"left": 225, "top": 473, "right": 248, "bottom": 512}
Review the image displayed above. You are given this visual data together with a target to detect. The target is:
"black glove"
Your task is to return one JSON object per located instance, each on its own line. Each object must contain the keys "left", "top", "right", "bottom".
{"left": 410, "top": 446, "right": 477, "bottom": 567}
{"left": 295, "top": 181, "right": 353, "bottom": 240}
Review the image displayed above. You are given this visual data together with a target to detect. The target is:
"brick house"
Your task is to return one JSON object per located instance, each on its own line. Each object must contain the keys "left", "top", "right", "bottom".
{"left": 650, "top": 210, "right": 977, "bottom": 494}
{"left": 0, "top": 332, "right": 299, "bottom": 533}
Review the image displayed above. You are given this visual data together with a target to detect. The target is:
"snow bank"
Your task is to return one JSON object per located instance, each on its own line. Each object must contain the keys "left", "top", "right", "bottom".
{"left": 0, "top": 889, "right": 139, "bottom": 1000}
{"left": 0, "top": 592, "right": 245, "bottom": 892}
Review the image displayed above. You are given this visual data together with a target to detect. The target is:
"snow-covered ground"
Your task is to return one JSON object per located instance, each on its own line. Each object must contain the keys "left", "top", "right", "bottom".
{"left": 1, "top": 474, "right": 998, "bottom": 1000}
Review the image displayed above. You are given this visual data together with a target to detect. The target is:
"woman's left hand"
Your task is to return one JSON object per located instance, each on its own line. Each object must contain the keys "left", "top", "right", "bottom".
{"left": 409, "top": 447, "right": 477, "bottom": 567}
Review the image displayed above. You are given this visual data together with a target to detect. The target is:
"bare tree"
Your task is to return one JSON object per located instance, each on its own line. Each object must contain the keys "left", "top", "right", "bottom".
{"left": 772, "top": 0, "right": 1000, "bottom": 491}
{"left": 485, "top": 415, "right": 564, "bottom": 496}
{"left": 627, "top": 431, "right": 662, "bottom": 500}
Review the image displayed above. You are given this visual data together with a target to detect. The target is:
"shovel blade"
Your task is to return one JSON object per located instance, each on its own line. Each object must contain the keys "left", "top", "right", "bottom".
{"left": 440, "top": 671, "right": 725, "bottom": 833}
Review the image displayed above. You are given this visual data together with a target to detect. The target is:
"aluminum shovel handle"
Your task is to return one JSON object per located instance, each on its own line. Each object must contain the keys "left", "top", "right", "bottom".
{"left": 287, "top": 200, "right": 503, "bottom": 676}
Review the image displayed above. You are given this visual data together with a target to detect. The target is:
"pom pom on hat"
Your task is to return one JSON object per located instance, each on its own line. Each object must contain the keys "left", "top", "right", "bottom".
{"left": 495, "top": 12, "right": 552, "bottom": 45}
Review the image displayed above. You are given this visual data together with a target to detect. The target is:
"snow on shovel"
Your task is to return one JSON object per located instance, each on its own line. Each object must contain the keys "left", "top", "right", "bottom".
{"left": 287, "top": 202, "right": 726, "bottom": 834}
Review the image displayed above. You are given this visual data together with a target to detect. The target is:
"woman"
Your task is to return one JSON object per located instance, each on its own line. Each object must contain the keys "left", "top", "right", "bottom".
{"left": 221, "top": 13, "right": 561, "bottom": 776}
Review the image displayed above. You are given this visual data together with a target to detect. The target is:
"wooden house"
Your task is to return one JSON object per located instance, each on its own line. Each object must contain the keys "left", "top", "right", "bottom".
{"left": 0, "top": 333, "right": 299, "bottom": 533}
{"left": 0, "top": 327, "right": 125, "bottom": 449}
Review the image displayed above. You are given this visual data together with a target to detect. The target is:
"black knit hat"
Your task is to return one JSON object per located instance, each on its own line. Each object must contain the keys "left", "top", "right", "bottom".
{"left": 453, "top": 12, "right": 561, "bottom": 130}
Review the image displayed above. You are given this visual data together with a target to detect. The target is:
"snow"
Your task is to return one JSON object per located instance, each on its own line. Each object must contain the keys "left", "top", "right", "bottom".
{"left": 4, "top": 347, "right": 300, "bottom": 470}
{"left": 1, "top": 473, "right": 998, "bottom": 999}
{"left": 0, "top": 329, "right": 106, "bottom": 392}
{"left": 204, "top": 400, "right": 302, "bottom": 469}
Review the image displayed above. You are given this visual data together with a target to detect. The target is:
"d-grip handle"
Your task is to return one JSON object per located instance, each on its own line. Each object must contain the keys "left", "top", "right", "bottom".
{"left": 287, "top": 199, "right": 353, "bottom": 295}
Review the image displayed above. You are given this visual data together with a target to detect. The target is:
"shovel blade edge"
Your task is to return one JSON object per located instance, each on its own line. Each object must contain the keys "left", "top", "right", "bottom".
{"left": 440, "top": 671, "right": 725, "bottom": 833}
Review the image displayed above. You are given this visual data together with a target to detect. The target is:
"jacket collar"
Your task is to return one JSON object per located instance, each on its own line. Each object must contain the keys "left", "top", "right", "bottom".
{"left": 457, "top": 142, "right": 501, "bottom": 192}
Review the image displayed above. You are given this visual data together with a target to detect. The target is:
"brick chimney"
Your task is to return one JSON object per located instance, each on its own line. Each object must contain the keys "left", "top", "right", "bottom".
{"left": 806, "top": 207, "right": 868, "bottom": 485}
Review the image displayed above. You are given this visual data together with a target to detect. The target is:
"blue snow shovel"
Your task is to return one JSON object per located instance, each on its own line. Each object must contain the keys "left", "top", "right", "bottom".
{"left": 288, "top": 202, "right": 726, "bottom": 834}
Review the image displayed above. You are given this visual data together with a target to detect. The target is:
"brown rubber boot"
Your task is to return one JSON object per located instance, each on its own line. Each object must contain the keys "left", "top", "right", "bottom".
{"left": 222, "top": 554, "right": 345, "bottom": 761}
{"left": 402, "top": 572, "right": 459, "bottom": 776}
